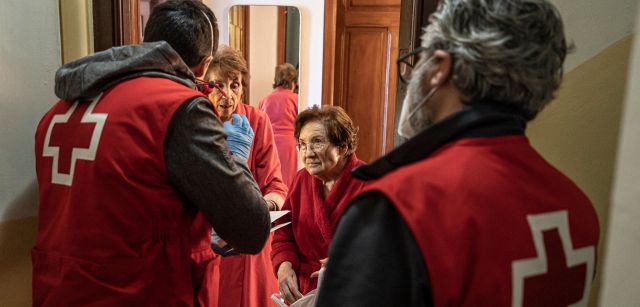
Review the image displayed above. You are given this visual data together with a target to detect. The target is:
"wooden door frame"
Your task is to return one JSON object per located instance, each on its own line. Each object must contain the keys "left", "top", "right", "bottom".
{"left": 277, "top": 6, "right": 287, "bottom": 65}
{"left": 321, "top": 0, "right": 339, "bottom": 106}
{"left": 92, "top": 0, "right": 140, "bottom": 52}
{"left": 242, "top": 7, "right": 251, "bottom": 70}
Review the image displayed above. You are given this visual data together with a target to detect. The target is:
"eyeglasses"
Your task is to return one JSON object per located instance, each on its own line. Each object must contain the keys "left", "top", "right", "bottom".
{"left": 212, "top": 80, "right": 242, "bottom": 95}
{"left": 397, "top": 47, "right": 427, "bottom": 84}
{"left": 296, "top": 140, "right": 329, "bottom": 153}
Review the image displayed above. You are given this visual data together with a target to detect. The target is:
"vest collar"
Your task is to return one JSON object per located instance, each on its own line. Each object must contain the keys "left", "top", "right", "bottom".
{"left": 352, "top": 103, "right": 527, "bottom": 180}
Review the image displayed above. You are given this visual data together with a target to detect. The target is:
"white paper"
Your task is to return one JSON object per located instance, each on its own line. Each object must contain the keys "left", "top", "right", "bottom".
{"left": 270, "top": 210, "right": 290, "bottom": 223}
{"left": 270, "top": 221, "right": 292, "bottom": 233}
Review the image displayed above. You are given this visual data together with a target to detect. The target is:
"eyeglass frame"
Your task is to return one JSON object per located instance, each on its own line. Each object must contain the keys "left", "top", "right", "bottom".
{"left": 397, "top": 46, "right": 428, "bottom": 84}
{"left": 296, "top": 139, "right": 330, "bottom": 153}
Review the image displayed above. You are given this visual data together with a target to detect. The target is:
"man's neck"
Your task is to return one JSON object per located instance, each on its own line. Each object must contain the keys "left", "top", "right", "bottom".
{"left": 430, "top": 85, "right": 464, "bottom": 123}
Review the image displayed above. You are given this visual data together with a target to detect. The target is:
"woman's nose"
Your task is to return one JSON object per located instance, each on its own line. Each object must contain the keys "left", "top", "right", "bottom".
{"left": 303, "top": 148, "right": 316, "bottom": 158}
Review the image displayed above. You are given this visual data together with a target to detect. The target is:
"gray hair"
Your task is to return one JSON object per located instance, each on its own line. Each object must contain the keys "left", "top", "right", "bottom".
{"left": 422, "top": 0, "right": 570, "bottom": 120}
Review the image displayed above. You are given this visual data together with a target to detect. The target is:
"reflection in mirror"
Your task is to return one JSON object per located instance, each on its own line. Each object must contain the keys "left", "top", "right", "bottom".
{"left": 228, "top": 5, "right": 300, "bottom": 106}
{"left": 226, "top": 5, "right": 302, "bottom": 189}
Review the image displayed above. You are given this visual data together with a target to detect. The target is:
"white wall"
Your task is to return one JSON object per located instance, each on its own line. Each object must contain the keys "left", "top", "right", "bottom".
{"left": 248, "top": 6, "right": 278, "bottom": 107}
{"left": 204, "top": 0, "right": 325, "bottom": 111}
{"left": 550, "top": 0, "right": 636, "bottom": 71}
{"left": 0, "top": 0, "right": 61, "bottom": 223}
{"left": 599, "top": 4, "right": 640, "bottom": 306}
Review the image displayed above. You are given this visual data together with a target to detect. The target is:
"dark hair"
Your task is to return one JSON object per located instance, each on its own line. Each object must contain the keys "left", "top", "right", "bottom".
{"left": 272, "top": 63, "right": 298, "bottom": 89}
{"left": 144, "top": 0, "right": 219, "bottom": 67}
{"left": 207, "top": 46, "right": 249, "bottom": 88}
{"left": 294, "top": 106, "right": 358, "bottom": 158}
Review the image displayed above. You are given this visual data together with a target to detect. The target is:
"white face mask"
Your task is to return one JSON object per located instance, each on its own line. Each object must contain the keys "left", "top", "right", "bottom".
{"left": 397, "top": 58, "right": 439, "bottom": 139}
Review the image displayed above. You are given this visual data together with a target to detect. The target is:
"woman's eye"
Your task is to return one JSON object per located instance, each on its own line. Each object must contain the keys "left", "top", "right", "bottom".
{"left": 231, "top": 83, "right": 240, "bottom": 90}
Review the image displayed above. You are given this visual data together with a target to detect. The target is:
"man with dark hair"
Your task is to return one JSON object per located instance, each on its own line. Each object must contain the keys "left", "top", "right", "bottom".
{"left": 318, "top": 0, "right": 599, "bottom": 306}
{"left": 33, "top": 1, "right": 269, "bottom": 306}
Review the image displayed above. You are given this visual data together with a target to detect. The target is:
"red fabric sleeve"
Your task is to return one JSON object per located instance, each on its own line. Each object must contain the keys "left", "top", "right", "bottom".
{"left": 250, "top": 112, "right": 288, "bottom": 199}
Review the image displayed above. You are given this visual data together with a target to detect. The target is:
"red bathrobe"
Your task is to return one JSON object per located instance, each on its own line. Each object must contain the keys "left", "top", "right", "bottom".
{"left": 258, "top": 87, "right": 299, "bottom": 188}
{"left": 216, "top": 103, "right": 288, "bottom": 307}
{"left": 271, "top": 155, "right": 366, "bottom": 294}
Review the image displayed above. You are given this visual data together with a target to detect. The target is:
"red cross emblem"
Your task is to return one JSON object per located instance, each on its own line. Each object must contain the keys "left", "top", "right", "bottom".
{"left": 512, "top": 210, "right": 595, "bottom": 307}
{"left": 42, "top": 96, "right": 107, "bottom": 186}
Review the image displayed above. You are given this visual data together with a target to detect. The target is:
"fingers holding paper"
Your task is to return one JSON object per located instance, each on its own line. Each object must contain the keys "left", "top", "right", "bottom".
{"left": 277, "top": 261, "right": 303, "bottom": 304}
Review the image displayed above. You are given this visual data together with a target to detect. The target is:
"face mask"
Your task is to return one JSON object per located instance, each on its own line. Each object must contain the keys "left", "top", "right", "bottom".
{"left": 397, "top": 58, "right": 440, "bottom": 139}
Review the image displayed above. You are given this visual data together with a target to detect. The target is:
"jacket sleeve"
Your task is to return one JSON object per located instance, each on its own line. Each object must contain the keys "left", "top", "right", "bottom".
{"left": 316, "top": 191, "right": 433, "bottom": 307}
{"left": 164, "top": 96, "right": 270, "bottom": 254}
{"left": 251, "top": 114, "right": 288, "bottom": 199}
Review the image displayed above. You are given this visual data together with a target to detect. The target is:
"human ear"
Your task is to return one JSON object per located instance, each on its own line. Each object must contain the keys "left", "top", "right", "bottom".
{"left": 192, "top": 55, "right": 213, "bottom": 79}
{"left": 339, "top": 145, "right": 348, "bottom": 157}
{"left": 428, "top": 50, "right": 452, "bottom": 87}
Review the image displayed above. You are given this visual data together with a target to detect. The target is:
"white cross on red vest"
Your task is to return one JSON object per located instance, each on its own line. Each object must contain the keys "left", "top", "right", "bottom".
{"left": 512, "top": 210, "right": 595, "bottom": 307}
{"left": 42, "top": 95, "right": 107, "bottom": 186}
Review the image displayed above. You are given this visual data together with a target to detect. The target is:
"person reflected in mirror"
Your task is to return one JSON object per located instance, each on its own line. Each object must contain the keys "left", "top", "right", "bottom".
{"left": 271, "top": 106, "right": 367, "bottom": 304}
{"left": 259, "top": 63, "right": 299, "bottom": 188}
{"left": 203, "top": 45, "right": 288, "bottom": 307}
{"left": 317, "top": 0, "right": 600, "bottom": 306}
{"left": 33, "top": 1, "right": 270, "bottom": 306}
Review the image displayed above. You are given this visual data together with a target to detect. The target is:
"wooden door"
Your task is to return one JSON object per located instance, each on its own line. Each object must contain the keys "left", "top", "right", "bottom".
{"left": 92, "top": 0, "right": 140, "bottom": 52}
{"left": 323, "top": 0, "right": 401, "bottom": 162}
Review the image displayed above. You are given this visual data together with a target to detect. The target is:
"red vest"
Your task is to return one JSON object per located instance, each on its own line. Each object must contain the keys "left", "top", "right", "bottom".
{"left": 34, "top": 77, "right": 208, "bottom": 306}
{"left": 364, "top": 135, "right": 599, "bottom": 306}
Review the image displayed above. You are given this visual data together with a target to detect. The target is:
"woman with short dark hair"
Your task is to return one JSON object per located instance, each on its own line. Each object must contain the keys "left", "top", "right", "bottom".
{"left": 271, "top": 105, "right": 366, "bottom": 304}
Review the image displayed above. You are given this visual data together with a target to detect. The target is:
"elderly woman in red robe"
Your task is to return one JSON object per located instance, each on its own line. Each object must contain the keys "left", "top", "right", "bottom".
{"left": 197, "top": 46, "right": 287, "bottom": 307}
{"left": 258, "top": 63, "right": 299, "bottom": 188}
{"left": 271, "top": 105, "right": 366, "bottom": 304}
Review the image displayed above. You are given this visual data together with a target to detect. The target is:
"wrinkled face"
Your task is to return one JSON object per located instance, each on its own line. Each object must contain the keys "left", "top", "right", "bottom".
{"left": 298, "top": 121, "right": 344, "bottom": 180}
{"left": 208, "top": 70, "right": 243, "bottom": 122}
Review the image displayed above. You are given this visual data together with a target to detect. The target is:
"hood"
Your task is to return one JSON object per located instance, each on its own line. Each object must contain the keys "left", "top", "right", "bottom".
{"left": 55, "top": 41, "right": 195, "bottom": 101}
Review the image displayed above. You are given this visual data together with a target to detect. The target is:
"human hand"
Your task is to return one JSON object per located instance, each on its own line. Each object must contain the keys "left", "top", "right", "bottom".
{"left": 223, "top": 114, "right": 254, "bottom": 161}
{"left": 310, "top": 257, "right": 328, "bottom": 278}
{"left": 264, "top": 193, "right": 284, "bottom": 211}
{"left": 277, "top": 261, "right": 303, "bottom": 304}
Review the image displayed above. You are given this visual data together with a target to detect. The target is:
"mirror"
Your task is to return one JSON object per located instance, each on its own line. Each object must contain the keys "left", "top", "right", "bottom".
{"left": 228, "top": 5, "right": 301, "bottom": 106}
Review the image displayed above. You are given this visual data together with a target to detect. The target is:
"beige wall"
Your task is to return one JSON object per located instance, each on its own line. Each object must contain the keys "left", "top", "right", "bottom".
{"left": 0, "top": 1, "right": 90, "bottom": 306}
{"left": 599, "top": 4, "right": 640, "bottom": 305}
{"left": 59, "top": 0, "right": 93, "bottom": 63}
{"left": 1, "top": 3, "right": 60, "bottom": 305}
{"left": 527, "top": 35, "right": 633, "bottom": 306}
